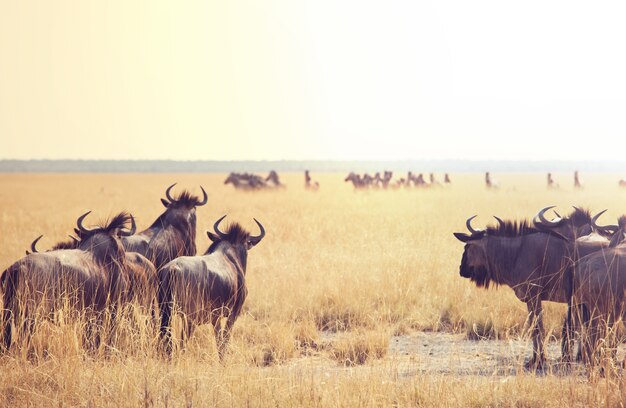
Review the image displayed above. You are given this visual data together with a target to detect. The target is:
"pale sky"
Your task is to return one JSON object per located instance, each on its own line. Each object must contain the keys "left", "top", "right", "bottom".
{"left": 1, "top": 1, "right": 625, "bottom": 161}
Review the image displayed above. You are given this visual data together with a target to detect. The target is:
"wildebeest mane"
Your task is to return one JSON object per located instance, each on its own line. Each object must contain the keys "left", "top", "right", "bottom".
{"left": 567, "top": 207, "right": 591, "bottom": 226}
{"left": 486, "top": 219, "right": 567, "bottom": 241}
{"left": 76, "top": 212, "right": 133, "bottom": 239}
{"left": 51, "top": 238, "right": 79, "bottom": 250}
{"left": 206, "top": 222, "right": 250, "bottom": 253}
{"left": 171, "top": 190, "right": 201, "bottom": 207}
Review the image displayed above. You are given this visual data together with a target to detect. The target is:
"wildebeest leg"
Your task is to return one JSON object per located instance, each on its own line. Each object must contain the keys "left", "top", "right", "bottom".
{"left": 525, "top": 299, "right": 545, "bottom": 370}
{"left": 83, "top": 314, "right": 103, "bottom": 354}
{"left": 158, "top": 280, "right": 173, "bottom": 356}
{"left": 180, "top": 316, "right": 194, "bottom": 351}
{"left": 560, "top": 303, "right": 574, "bottom": 364}
{"left": 575, "top": 304, "right": 590, "bottom": 362}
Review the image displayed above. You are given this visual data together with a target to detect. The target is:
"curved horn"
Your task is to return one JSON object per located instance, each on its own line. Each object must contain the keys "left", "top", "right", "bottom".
{"left": 466, "top": 215, "right": 482, "bottom": 235}
{"left": 77, "top": 211, "right": 97, "bottom": 234}
{"left": 213, "top": 214, "right": 228, "bottom": 238}
{"left": 165, "top": 183, "right": 178, "bottom": 203}
{"left": 591, "top": 209, "right": 618, "bottom": 233}
{"left": 118, "top": 214, "right": 136, "bottom": 236}
{"left": 197, "top": 186, "right": 208, "bottom": 206}
{"left": 535, "top": 206, "right": 561, "bottom": 227}
{"left": 68, "top": 235, "right": 79, "bottom": 243}
{"left": 248, "top": 218, "right": 266, "bottom": 245}
{"left": 493, "top": 216, "right": 505, "bottom": 228}
{"left": 30, "top": 235, "right": 44, "bottom": 253}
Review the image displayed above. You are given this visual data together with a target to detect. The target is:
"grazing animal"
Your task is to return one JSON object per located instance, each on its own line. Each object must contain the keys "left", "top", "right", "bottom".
{"left": 1, "top": 212, "right": 134, "bottom": 352}
{"left": 454, "top": 215, "right": 606, "bottom": 369}
{"left": 619, "top": 179, "right": 626, "bottom": 187}
{"left": 265, "top": 170, "right": 285, "bottom": 188}
{"left": 547, "top": 173, "right": 558, "bottom": 189}
{"left": 121, "top": 183, "right": 207, "bottom": 270}
{"left": 444, "top": 173, "right": 451, "bottom": 184}
{"left": 158, "top": 215, "right": 265, "bottom": 359}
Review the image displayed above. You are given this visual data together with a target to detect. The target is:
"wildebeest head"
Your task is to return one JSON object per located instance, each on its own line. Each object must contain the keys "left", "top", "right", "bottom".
{"left": 533, "top": 206, "right": 598, "bottom": 239}
{"left": 75, "top": 211, "right": 134, "bottom": 265}
{"left": 206, "top": 215, "right": 265, "bottom": 262}
{"left": 157, "top": 183, "right": 207, "bottom": 229}
{"left": 453, "top": 216, "right": 492, "bottom": 287}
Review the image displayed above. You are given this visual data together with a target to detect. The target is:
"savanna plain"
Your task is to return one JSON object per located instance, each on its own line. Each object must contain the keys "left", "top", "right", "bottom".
{"left": 1, "top": 172, "right": 626, "bottom": 407}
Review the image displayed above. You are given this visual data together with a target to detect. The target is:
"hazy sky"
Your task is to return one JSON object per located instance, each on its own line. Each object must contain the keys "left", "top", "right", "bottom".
{"left": 1, "top": 1, "right": 625, "bottom": 161}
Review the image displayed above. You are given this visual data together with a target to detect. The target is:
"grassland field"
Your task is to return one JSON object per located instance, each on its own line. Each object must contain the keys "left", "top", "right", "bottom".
{"left": 1, "top": 172, "right": 626, "bottom": 407}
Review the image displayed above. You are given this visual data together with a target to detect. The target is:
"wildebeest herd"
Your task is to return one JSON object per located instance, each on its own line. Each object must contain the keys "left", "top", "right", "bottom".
{"left": 0, "top": 184, "right": 265, "bottom": 359}
{"left": 454, "top": 206, "right": 626, "bottom": 369}
{"left": 345, "top": 171, "right": 451, "bottom": 189}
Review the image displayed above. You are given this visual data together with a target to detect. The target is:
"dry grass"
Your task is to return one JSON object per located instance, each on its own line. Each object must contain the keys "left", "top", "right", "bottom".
{"left": 1, "top": 172, "right": 626, "bottom": 406}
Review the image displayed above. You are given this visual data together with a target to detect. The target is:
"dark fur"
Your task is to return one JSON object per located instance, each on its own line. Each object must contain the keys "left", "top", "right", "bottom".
{"left": 206, "top": 223, "right": 250, "bottom": 254}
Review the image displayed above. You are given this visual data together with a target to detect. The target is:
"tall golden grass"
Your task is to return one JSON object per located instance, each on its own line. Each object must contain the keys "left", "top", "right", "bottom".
{"left": 1, "top": 172, "right": 626, "bottom": 406}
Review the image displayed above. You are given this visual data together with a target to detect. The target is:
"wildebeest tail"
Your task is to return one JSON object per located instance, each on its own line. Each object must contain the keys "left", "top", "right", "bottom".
{"left": 1, "top": 264, "right": 20, "bottom": 352}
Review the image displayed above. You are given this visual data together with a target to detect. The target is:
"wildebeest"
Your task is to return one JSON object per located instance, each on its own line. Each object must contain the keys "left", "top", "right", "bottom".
{"left": 570, "top": 215, "right": 626, "bottom": 366}
{"left": 29, "top": 224, "right": 158, "bottom": 314}
{"left": 158, "top": 215, "right": 265, "bottom": 359}
{"left": 1, "top": 212, "right": 135, "bottom": 352}
{"left": 121, "top": 183, "right": 207, "bottom": 270}
{"left": 485, "top": 172, "right": 499, "bottom": 189}
{"left": 265, "top": 170, "right": 285, "bottom": 188}
{"left": 574, "top": 170, "right": 583, "bottom": 189}
{"left": 305, "top": 170, "right": 319, "bottom": 191}
{"left": 547, "top": 173, "right": 559, "bottom": 189}
{"left": 454, "top": 214, "right": 607, "bottom": 369}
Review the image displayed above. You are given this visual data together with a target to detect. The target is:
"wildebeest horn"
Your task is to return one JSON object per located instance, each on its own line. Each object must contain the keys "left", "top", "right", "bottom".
{"left": 591, "top": 209, "right": 618, "bottom": 233}
{"left": 197, "top": 186, "right": 208, "bottom": 206}
{"left": 77, "top": 211, "right": 97, "bottom": 234}
{"left": 248, "top": 218, "right": 266, "bottom": 245}
{"left": 535, "top": 206, "right": 561, "bottom": 227}
{"left": 493, "top": 216, "right": 505, "bottom": 228}
{"left": 165, "top": 183, "right": 178, "bottom": 203}
{"left": 69, "top": 235, "right": 79, "bottom": 243}
{"left": 118, "top": 214, "right": 136, "bottom": 236}
{"left": 466, "top": 215, "right": 482, "bottom": 235}
{"left": 213, "top": 214, "right": 228, "bottom": 238}
{"left": 30, "top": 235, "right": 43, "bottom": 253}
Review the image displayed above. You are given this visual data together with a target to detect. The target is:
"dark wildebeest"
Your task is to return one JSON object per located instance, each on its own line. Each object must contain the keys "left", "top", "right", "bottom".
{"left": 444, "top": 173, "right": 451, "bottom": 184}
{"left": 30, "top": 223, "right": 158, "bottom": 314}
{"left": 305, "top": 170, "right": 319, "bottom": 191}
{"left": 158, "top": 215, "right": 265, "bottom": 359}
{"left": 345, "top": 172, "right": 365, "bottom": 189}
{"left": 121, "top": 183, "right": 207, "bottom": 270}
{"left": 266, "top": 170, "right": 285, "bottom": 188}
{"left": 1, "top": 212, "right": 135, "bottom": 352}
{"left": 454, "top": 214, "right": 607, "bottom": 369}
{"left": 570, "top": 215, "right": 626, "bottom": 366}
{"left": 574, "top": 170, "right": 582, "bottom": 189}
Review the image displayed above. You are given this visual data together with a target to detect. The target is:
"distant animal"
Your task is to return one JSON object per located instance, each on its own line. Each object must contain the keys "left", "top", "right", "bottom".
{"left": 547, "top": 173, "right": 559, "bottom": 189}
{"left": 345, "top": 172, "right": 366, "bottom": 189}
{"left": 121, "top": 183, "right": 207, "bottom": 270}
{"left": 619, "top": 179, "right": 626, "bottom": 187}
{"left": 574, "top": 171, "right": 583, "bottom": 189}
{"left": 454, "top": 213, "right": 607, "bottom": 369}
{"left": 158, "top": 215, "right": 265, "bottom": 359}
{"left": 305, "top": 170, "right": 319, "bottom": 191}
{"left": 485, "top": 172, "right": 499, "bottom": 189}
{"left": 265, "top": 170, "right": 285, "bottom": 188}
{"left": 1, "top": 212, "right": 135, "bottom": 352}
{"left": 444, "top": 173, "right": 451, "bottom": 184}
